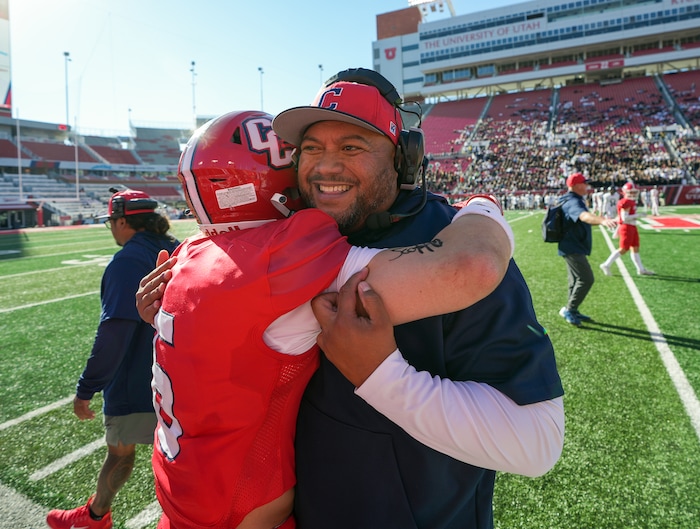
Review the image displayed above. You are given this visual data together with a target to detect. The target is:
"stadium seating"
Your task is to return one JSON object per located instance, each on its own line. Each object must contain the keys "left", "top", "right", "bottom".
{"left": 422, "top": 74, "right": 692, "bottom": 201}
{"left": 485, "top": 89, "right": 552, "bottom": 123}
{"left": 89, "top": 145, "right": 142, "bottom": 165}
{"left": 663, "top": 69, "right": 700, "bottom": 127}
{"left": 83, "top": 135, "right": 143, "bottom": 165}
{"left": 421, "top": 98, "right": 488, "bottom": 156}
{"left": 557, "top": 76, "right": 674, "bottom": 132}
{"left": 21, "top": 140, "right": 99, "bottom": 163}
{"left": 0, "top": 139, "right": 32, "bottom": 159}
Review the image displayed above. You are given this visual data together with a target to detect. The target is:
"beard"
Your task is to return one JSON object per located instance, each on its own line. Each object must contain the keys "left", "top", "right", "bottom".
{"left": 299, "top": 168, "right": 398, "bottom": 234}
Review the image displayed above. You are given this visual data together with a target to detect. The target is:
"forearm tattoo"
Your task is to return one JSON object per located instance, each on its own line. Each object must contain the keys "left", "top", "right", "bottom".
{"left": 389, "top": 238, "right": 444, "bottom": 260}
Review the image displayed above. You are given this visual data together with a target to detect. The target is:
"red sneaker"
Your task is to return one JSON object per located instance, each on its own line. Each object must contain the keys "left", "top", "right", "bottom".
{"left": 46, "top": 496, "right": 112, "bottom": 529}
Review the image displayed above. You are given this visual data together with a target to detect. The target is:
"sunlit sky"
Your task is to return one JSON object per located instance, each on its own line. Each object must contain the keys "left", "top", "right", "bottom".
{"left": 9, "top": 0, "right": 528, "bottom": 135}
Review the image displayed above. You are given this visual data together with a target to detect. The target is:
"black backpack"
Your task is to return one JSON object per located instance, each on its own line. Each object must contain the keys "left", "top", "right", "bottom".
{"left": 542, "top": 196, "right": 569, "bottom": 243}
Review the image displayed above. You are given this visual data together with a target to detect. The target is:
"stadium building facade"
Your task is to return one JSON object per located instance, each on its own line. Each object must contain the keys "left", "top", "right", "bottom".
{"left": 3, "top": 0, "right": 700, "bottom": 228}
{"left": 373, "top": 0, "right": 700, "bottom": 102}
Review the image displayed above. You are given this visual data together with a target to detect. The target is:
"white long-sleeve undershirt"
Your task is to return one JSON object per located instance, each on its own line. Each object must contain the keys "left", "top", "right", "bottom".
{"left": 356, "top": 349, "right": 565, "bottom": 477}
{"left": 621, "top": 208, "right": 643, "bottom": 225}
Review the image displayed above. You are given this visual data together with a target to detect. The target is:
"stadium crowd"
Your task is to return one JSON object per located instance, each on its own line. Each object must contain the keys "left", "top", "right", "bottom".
{"left": 420, "top": 71, "right": 700, "bottom": 203}
{"left": 424, "top": 118, "right": 694, "bottom": 203}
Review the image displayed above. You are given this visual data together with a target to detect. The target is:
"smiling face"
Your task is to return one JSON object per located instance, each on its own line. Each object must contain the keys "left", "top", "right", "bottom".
{"left": 296, "top": 120, "right": 400, "bottom": 234}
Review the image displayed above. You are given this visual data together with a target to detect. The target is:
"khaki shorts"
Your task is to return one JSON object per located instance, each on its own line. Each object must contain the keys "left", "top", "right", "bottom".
{"left": 104, "top": 412, "right": 156, "bottom": 446}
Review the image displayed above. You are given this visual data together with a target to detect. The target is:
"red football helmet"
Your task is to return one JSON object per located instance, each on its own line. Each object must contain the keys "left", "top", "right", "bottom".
{"left": 622, "top": 181, "right": 639, "bottom": 200}
{"left": 178, "top": 110, "right": 303, "bottom": 236}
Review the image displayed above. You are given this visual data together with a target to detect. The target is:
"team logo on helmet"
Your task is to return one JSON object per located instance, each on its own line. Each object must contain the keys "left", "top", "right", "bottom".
{"left": 178, "top": 110, "right": 302, "bottom": 234}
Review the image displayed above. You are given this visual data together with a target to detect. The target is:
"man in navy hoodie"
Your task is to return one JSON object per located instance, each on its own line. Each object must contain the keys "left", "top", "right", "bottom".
{"left": 271, "top": 69, "right": 565, "bottom": 529}
{"left": 46, "top": 188, "right": 179, "bottom": 529}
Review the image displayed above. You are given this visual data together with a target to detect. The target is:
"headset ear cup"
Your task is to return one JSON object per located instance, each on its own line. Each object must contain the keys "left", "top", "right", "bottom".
{"left": 394, "top": 138, "right": 406, "bottom": 185}
{"left": 111, "top": 197, "right": 125, "bottom": 218}
{"left": 396, "top": 128, "right": 425, "bottom": 188}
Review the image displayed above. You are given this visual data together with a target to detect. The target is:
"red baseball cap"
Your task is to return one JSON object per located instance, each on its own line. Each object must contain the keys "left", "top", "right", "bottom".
{"left": 272, "top": 81, "right": 403, "bottom": 146}
{"left": 97, "top": 188, "right": 158, "bottom": 220}
{"left": 566, "top": 172, "right": 587, "bottom": 187}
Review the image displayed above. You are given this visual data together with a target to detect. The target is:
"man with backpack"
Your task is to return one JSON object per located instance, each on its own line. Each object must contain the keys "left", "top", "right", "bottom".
{"left": 556, "top": 173, "right": 617, "bottom": 326}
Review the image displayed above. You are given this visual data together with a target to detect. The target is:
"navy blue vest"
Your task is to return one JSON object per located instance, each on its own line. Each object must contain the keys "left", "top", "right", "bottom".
{"left": 294, "top": 190, "right": 563, "bottom": 529}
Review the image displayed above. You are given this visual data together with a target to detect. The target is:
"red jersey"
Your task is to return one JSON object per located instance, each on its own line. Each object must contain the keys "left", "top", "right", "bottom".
{"left": 617, "top": 197, "right": 640, "bottom": 249}
{"left": 152, "top": 209, "right": 350, "bottom": 528}
{"left": 617, "top": 197, "right": 637, "bottom": 224}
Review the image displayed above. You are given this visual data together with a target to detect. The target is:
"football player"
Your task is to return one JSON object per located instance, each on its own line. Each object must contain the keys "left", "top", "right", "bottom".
{"left": 650, "top": 185, "right": 661, "bottom": 216}
{"left": 147, "top": 110, "right": 518, "bottom": 529}
{"left": 600, "top": 181, "right": 655, "bottom": 276}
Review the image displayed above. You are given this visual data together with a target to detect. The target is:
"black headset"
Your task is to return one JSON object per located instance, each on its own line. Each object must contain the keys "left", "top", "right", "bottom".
{"left": 324, "top": 68, "right": 426, "bottom": 190}
{"left": 323, "top": 68, "right": 429, "bottom": 230}
{"left": 108, "top": 187, "right": 158, "bottom": 218}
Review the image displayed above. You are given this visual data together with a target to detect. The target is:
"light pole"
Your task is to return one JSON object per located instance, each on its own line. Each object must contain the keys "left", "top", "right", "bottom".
{"left": 74, "top": 115, "right": 80, "bottom": 200}
{"left": 319, "top": 64, "right": 324, "bottom": 85}
{"left": 258, "top": 67, "right": 264, "bottom": 111}
{"left": 190, "top": 61, "right": 197, "bottom": 129}
{"left": 64, "top": 52, "right": 71, "bottom": 126}
{"left": 15, "top": 109, "right": 22, "bottom": 201}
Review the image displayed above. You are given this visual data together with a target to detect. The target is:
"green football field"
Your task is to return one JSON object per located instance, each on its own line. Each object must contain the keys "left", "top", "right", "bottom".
{"left": 0, "top": 207, "right": 698, "bottom": 528}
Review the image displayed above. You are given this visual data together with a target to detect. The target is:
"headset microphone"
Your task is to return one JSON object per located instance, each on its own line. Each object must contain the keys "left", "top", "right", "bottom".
{"left": 365, "top": 212, "right": 394, "bottom": 231}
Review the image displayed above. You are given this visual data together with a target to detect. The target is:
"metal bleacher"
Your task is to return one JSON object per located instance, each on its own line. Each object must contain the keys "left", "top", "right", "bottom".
{"left": 0, "top": 173, "right": 106, "bottom": 222}
{"left": 0, "top": 123, "right": 193, "bottom": 224}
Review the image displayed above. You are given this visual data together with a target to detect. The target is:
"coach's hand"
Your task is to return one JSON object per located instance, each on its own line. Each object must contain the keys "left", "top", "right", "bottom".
{"left": 73, "top": 396, "right": 95, "bottom": 421}
{"left": 136, "top": 249, "right": 176, "bottom": 324}
{"left": 312, "top": 268, "right": 397, "bottom": 388}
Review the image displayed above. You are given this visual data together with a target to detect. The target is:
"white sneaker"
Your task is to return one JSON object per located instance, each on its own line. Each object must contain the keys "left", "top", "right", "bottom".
{"left": 599, "top": 263, "right": 612, "bottom": 276}
{"left": 638, "top": 268, "right": 655, "bottom": 276}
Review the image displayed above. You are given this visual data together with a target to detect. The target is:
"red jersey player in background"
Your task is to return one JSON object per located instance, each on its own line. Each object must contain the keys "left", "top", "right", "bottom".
{"left": 600, "top": 181, "right": 655, "bottom": 276}
{"left": 143, "top": 111, "right": 521, "bottom": 529}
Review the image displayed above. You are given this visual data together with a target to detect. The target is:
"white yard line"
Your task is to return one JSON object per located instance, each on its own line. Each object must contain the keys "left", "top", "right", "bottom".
{"left": 0, "top": 396, "right": 74, "bottom": 432}
{"left": 0, "top": 396, "right": 162, "bottom": 529}
{"left": 0, "top": 483, "right": 47, "bottom": 529}
{"left": 0, "top": 260, "right": 108, "bottom": 279}
{"left": 29, "top": 438, "right": 105, "bottom": 481}
{"left": 0, "top": 245, "right": 115, "bottom": 261}
{"left": 600, "top": 226, "right": 700, "bottom": 442}
{"left": 126, "top": 500, "right": 163, "bottom": 529}
{"left": 0, "top": 482, "right": 160, "bottom": 529}
{"left": 0, "top": 291, "right": 99, "bottom": 314}
{"left": 1, "top": 396, "right": 159, "bottom": 527}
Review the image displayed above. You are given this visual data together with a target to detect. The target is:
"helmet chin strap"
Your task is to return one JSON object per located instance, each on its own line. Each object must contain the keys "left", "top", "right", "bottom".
{"left": 271, "top": 193, "right": 293, "bottom": 218}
